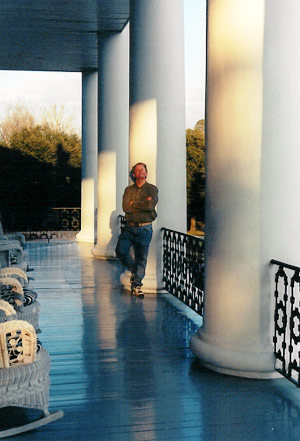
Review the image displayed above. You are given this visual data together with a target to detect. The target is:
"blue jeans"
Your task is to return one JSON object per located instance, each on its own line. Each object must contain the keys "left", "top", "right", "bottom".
{"left": 115, "top": 225, "right": 153, "bottom": 287}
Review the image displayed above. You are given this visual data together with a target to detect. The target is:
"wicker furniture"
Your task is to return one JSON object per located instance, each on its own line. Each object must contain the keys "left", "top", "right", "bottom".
{"left": 0, "top": 275, "right": 41, "bottom": 330}
{"left": 0, "top": 267, "right": 28, "bottom": 287}
{"left": 4, "top": 232, "right": 26, "bottom": 249}
{"left": 0, "top": 320, "right": 63, "bottom": 438}
{"left": 0, "top": 320, "right": 37, "bottom": 368}
{"left": 0, "top": 241, "right": 28, "bottom": 272}
{"left": 0, "top": 277, "right": 24, "bottom": 309}
{"left": 0, "top": 300, "right": 16, "bottom": 322}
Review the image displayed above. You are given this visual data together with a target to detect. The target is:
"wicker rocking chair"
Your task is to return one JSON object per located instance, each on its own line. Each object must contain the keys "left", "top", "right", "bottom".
{"left": 0, "top": 267, "right": 28, "bottom": 287}
{"left": 0, "top": 276, "right": 41, "bottom": 330}
{"left": 0, "top": 300, "right": 17, "bottom": 322}
{"left": 0, "top": 320, "right": 63, "bottom": 438}
{"left": 0, "top": 240, "right": 28, "bottom": 272}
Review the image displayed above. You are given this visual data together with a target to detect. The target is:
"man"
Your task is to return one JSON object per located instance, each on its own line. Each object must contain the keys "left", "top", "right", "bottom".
{"left": 115, "top": 162, "right": 158, "bottom": 298}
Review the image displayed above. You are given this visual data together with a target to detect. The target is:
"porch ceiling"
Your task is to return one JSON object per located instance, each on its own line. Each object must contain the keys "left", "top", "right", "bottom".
{"left": 0, "top": 0, "right": 129, "bottom": 73}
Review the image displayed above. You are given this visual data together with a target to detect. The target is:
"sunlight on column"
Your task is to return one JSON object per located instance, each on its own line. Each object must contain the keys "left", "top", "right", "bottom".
{"left": 97, "top": 150, "right": 116, "bottom": 247}
{"left": 206, "top": 0, "right": 265, "bottom": 212}
{"left": 208, "top": 0, "right": 265, "bottom": 159}
{"left": 210, "top": 0, "right": 265, "bottom": 61}
{"left": 77, "top": 178, "right": 95, "bottom": 238}
{"left": 202, "top": 0, "right": 267, "bottom": 357}
{"left": 129, "top": 99, "right": 157, "bottom": 184}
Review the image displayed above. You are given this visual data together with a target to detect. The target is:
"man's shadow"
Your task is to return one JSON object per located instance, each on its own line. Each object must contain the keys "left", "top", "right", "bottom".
{"left": 106, "top": 210, "right": 124, "bottom": 284}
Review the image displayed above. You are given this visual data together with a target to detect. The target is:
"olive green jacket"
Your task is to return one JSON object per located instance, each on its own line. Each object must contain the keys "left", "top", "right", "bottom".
{"left": 122, "top": 181, "right": 158, "bottom": 223}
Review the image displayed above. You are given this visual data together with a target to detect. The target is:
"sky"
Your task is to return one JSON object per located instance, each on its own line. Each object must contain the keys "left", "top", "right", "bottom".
{"left": 184, "top": 0, "right": 206, "bottom": 128}
{"left": 0, "top": 0, "right": 206, "bottom": 134}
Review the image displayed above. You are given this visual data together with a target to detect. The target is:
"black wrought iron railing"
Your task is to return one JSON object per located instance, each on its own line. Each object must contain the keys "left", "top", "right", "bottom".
{"left": 271, "top": 259, "right": 300, "bottom": 386}
{"left": 48, "top": 208, "right": 81, "bottom": 231}
{"left": 4, "top": 208, "right": 81, "bottom": 242}
{"left": 162, "top": 227, "right": 205, "bottom": 316}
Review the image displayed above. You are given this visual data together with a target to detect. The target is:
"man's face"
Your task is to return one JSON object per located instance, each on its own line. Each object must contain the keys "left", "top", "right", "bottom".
{"left": 134, "top": 164, "right": 147, "bottom": 179}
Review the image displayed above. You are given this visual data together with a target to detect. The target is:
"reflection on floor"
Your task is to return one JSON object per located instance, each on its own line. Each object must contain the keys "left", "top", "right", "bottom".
{"left": 5, "top": 241, "right": 300, "bottom": 441}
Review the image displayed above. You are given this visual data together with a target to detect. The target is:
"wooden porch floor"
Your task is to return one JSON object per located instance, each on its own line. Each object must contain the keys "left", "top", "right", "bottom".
{"left": 4, "top": 241, "right": 300, "bottom": 441}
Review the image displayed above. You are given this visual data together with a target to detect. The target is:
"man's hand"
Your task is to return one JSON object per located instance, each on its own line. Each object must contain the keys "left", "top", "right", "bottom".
{"left": 129, "top": 195, "right": 152, "bottom": 206}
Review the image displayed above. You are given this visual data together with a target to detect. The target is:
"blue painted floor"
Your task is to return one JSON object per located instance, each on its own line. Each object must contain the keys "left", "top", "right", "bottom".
{"left": 5, "top": 241, "right": 300, "bottom": 441}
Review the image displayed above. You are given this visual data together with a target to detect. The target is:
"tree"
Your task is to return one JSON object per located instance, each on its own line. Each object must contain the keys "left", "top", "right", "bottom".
{"left": 9, "top": 124, "right": 81, "bottom": 168}
{"left": 186, "top": 119, "right": 205, "bottom": 229}
{"left": 8, "top": 124, "right": 81, "bottom": 206}
{"left": 40, "top": 104, "right": 77, "bottom": 135}
{"left": 0, "top": 103, "right": 35, "bottom": 146}
{"left": 0, "top": 104, "right": 82, "bottom": 230}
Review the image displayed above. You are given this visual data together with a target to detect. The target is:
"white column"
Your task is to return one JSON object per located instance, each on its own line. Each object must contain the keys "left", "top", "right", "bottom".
{"left": 76, "top": 72, "right": 98, "bottom": 243}
{"left": 92, "top": 25, "right": 129, "bottom": 259}
{"left": 126, "top": 0, "right": 186, "bottom": 292}
{"left": 190, "top": 0, "right": 298, "bottom": 379}
{"left": 261, "top": 1, "right": 300, "bottom": 264}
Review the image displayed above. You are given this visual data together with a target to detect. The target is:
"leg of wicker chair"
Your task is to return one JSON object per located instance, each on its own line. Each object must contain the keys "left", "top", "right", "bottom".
{"left": 0, "top": 410, "right": 64, "bottom": 438}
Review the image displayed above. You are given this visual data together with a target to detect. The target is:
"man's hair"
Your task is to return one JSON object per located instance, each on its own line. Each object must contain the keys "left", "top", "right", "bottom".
{"left": 130, "top": 162, "right": 148, "bottom": 181}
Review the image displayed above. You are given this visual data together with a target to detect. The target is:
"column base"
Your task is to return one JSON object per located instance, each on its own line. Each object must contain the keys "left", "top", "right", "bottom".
{"left": 91, "top": 244, "right": 118, "bottom": 260}
{"left": 190, "top": 329, "right": 280, "bottom": 379}
{"left": 120, "top": 271, "right": 164, "bottom": 294}
{"left": 76, "top": 230, "right": 95, "bottom": 243}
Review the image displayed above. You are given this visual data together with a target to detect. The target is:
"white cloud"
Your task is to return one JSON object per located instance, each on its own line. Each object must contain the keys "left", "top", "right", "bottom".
{"left": 0, "top": 70, "right": 82, "bottom": 135}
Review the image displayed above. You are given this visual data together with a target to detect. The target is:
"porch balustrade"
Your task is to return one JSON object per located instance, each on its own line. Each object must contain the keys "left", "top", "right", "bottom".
{"left": 4, "top": 208, "right": 81, "bottom": 242}
{"left": 271, "top": 259, "right": 300, "bottom": 386}
{"left": 162, "top": 227, "right": 204, "bottom": 316}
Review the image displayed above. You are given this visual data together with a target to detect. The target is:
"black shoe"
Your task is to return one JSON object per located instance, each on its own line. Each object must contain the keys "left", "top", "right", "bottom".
{"left": 132, "top": 285, "right": 144, "bottom": 299}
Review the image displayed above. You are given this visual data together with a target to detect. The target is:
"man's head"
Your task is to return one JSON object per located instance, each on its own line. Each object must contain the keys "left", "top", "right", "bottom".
{"left": 130, "top": 162, "right": 148, "bottom": 182}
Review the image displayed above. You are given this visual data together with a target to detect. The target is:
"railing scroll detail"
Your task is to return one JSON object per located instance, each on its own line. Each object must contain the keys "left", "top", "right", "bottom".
{"left": 271, "top": 259, "right": 300, "bottom": 386}
{"left": 162, "top": 228, "right": 204, "bottom": 316}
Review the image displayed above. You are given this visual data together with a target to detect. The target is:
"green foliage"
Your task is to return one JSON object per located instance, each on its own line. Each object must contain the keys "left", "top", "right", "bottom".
{"left": 186, "top": 119, "right": 205, "bottom": 226}
{"left": 9, "top": 125, "right": 81, "bottom": 168}
{"left": 0, "top": 106, "right": 82, "bottom": 230}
